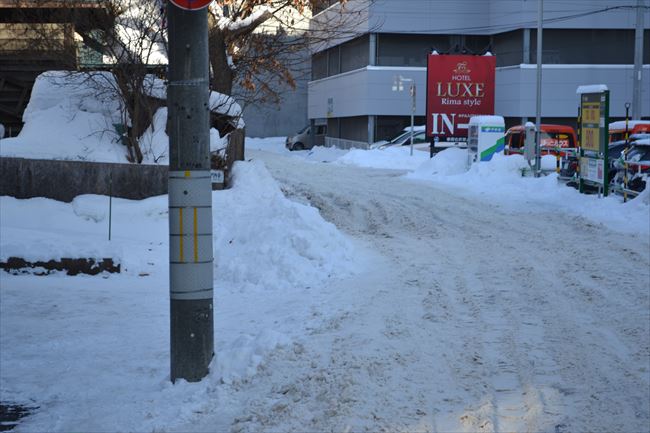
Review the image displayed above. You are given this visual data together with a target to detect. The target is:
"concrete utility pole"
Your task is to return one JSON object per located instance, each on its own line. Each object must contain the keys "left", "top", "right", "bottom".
{"left": 534, "top": 0, "right": 543, "bottom": 177}
{"left": 632, "top": 0, "right": 645, "bottom": 119}
{"left": 167, "top": 1, "right": 214, "bottom": 383}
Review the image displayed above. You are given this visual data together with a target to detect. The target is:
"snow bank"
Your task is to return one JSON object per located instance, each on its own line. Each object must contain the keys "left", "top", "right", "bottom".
{"left": 1, "top": 158, "right": 357, "bottom": 286}
{"left": 336, "top": 146, "right": 429, "bottom": 171}
{"left": 0, "top": 71, "right": 128, "bottom": 162}
{"left": 0, "top": 158, "right": 359, "bottom": 432}
{"left": 213, "top": 159, "right": 356, "bottom": 291}
{"left": 244, "top": 136, "right": 288, "bottom": 154}
{"left": 0, "top": 194, "right": 168, "bottom": 272}
{"left": 408, "top": 150, "right": 650, "bottom": 236}
{"left": 411, "top": 147, "right": 468, "bottom": 177}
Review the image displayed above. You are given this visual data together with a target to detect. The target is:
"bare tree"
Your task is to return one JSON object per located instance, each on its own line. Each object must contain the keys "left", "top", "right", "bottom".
{"left": 5, "top": 0, "right": 371, "bottom": 156}
{"left": 5, "top": 0, "right": 167, "bottom": 163}
{"left": 207, "top": 0, "right": 372, "bottom": 113}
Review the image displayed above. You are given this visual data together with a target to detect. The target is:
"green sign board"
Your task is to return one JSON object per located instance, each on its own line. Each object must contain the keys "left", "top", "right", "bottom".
{"left": 578, "top": 88, "right": 609, "bottom": 196}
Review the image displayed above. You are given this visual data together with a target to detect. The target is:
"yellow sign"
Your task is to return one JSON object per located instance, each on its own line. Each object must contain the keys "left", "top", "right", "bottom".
{"left": 582, "top": 126, "right": 600, "bottom": 152}
{"left": 581, "top": 100, "right": 602, "bottom": 152}
{"left": 582, "top": 103, "right": 600, "bottom": 125}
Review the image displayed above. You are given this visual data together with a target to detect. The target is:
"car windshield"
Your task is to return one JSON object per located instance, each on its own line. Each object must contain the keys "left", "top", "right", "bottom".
{"left": 297, "top": 126, "right": 309, "bottom": 134}
{"left": 628, "top": 146, "right": 650, "bottom": 162}
{"left": 390, "top": 131, "right": 412, "bottom": 144}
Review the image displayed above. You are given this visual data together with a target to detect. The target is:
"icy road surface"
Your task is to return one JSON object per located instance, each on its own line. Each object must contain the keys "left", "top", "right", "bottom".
{"left": 198, "top": 150, "right": 650, "bottom": 432}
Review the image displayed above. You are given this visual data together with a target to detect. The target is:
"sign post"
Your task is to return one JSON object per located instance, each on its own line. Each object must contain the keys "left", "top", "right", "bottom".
{"left": 577, "top": 85, "right": 610, "bottom": 196}
{"left": 167, "top": 0, "right": 214, "bottom": 383}
{"left": 425, "top": 53, "right": 496, "bottom": 143}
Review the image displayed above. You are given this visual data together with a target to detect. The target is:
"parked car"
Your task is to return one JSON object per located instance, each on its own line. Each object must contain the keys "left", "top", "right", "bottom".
{"left": 608, "top": 120, "right": 650, "bottom": 143}
{"left": 611, "top": 139, "right": 650, "bottom": 192}
{"left": 372, "top": 125, "right": 452, "bottom": 152}
{"left": 286, "top": 124, "right": 327, "bottom": 151}
{"left": 370, "top": 126, "right": 425, "bottom": 149}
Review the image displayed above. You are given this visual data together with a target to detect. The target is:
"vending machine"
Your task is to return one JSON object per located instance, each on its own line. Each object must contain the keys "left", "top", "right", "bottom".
{"left": 467, "top": 115, "right": 505, "bottom": 168}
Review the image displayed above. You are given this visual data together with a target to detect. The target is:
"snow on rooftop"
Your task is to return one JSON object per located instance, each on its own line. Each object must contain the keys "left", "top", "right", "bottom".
{"left": 576, "top": 84, "right": 609, "bottom": 94}
{"left": 469, "top": 115, "right": 504, "bottom": 125}
{"left": 609, "top": 120, "right": 650, "bottom": 130}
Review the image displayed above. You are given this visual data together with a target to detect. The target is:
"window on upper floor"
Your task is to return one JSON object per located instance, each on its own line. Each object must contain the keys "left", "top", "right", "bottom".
{"left": 376, "top": 33, "right": 491, "bottom": 67}
{"left": 311, "top": 35, "right": 369, "bottom": 79}
{"left": 530, "top": 29, "right": 639, "bottom": 65}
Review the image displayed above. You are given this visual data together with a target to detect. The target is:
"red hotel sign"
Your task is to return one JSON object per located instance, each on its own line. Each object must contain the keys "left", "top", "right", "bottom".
{"left": 425, "top": 54, "right": 496, "bottom": 140}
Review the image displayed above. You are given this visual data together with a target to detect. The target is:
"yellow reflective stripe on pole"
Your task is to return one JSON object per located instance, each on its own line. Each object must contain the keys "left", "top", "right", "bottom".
{"left": 193, "top": 207, "right": 198, "bottom": 262}
{"left": 179, "top": 208, "right": 184, "bottom": 262}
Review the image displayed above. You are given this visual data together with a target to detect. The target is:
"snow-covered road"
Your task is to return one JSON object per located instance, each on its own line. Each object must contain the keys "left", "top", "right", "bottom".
{"left": 195, "top": 149, "right": 650, "bottom": 432}
{"left": 2, "top": 147, "right": 648, "bottom": 433}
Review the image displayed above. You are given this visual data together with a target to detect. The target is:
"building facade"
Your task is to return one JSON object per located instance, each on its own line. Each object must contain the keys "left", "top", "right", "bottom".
{"left": 308, "top": 0, "right": 650, "bottom": 144}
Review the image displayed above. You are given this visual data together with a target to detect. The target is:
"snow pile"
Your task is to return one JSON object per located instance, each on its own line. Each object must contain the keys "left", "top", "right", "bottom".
{"left": 303, "top": 145, "right": 349, "bottom": 162}
{"left": 408, "top": 150, "right": 650, "bottom": 235}
{"left": 0, "top": 71, "right": 229, "bottom": 164}
{"left": 0, "top": 71, "right": 128, "bottom": 162}
{"left": 245, "top": 136, "right": 289, "bottom": 154}
{"left": 411, "top": 147, "right": 468, "bottom": 177}
{"left": 336, "top": 146, "right": 429, "bottom": 171}
{"left": 214, "top": 329, "right": 291, "bottom": 385}
{"left": 2, "top": 196, "right": 111, "bottom": 263}
{"left": 213, "top": 159, "right": 356, "bottom": 290}
{"left": 0, "top": 159, "right": 356, "bottom": 286}
{"left": 0, "top": 158, "right": 359, "bottom": 432}
{"left": 0, "top": 194, "right": 167, "bottom": 273}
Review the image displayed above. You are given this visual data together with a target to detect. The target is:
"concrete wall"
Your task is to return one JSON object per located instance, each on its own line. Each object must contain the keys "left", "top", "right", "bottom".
{"left": 496, "top": 64, "right": 650, "bottom": 118}
{"left": 237, "top": 74, "right": 309, "bottom": 138}
{"left": 0, "top": 157, "right": 168, "bottom": 202}
{"left": 367, "top": 0, "right": 642, "bottom": 36}
{"left": 309, "top": 65, "right": 650, "bottom": 122}
{"left": 489, "top": 0, "right": 644, "bottom": 30}
{"left": 369, "top": 0, "right": 490, "bottom": 35}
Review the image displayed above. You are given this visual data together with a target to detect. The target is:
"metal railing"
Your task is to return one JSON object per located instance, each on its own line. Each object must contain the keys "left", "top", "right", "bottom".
{"left": 324, "top": 136, "right": 369, "bottom": 150}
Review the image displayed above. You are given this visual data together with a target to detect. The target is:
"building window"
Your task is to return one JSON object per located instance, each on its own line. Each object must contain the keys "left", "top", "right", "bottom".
{"left": 311, "top": 35, "right": 369, "bottom": 79}
{"left": 312, "top": 50, "right": 327, "bottom": 80}
{"left": 340, "top": 35, "right": 369, "bottom": 73}
{"left": 491, "top": 30, "right": 523, "bottom": 67}
{"left": 376, "top": 33, "right": 491, "bottom": 67}
{"left": 530, "top": 29, "right": 637, "bottom": 65}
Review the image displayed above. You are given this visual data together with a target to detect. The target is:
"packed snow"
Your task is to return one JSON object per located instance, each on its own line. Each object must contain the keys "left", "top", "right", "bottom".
{"left": 0, "top": 158, "right": 361, "bottom": 431}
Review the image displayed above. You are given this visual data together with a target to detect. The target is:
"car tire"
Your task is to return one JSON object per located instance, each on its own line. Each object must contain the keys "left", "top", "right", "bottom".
{"left": 293, "top": 142, "right": 304, "bottom": 151}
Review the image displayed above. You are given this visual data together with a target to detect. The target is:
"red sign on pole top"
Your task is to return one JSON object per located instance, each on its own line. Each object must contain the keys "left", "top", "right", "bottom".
{"left": 169, "top": 0, "right": 212, "bottom": 11}
{"left": 425, "top": 54, "right": 496, "bottom": 140}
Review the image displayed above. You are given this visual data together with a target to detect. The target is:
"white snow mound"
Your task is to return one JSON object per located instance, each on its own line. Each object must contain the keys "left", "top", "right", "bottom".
{"left": 213, "top": 159, "right": 356, "bottom": 290}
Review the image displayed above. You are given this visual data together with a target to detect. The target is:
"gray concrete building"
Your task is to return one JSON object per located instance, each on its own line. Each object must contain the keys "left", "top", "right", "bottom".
{"left": 308, "top": 0, "right": 650, "bottom": 144}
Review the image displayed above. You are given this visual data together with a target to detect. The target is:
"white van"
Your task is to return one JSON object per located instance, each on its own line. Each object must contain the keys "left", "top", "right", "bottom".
{"left": 285, "top": 124, "right": 327, "bottom": 151}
